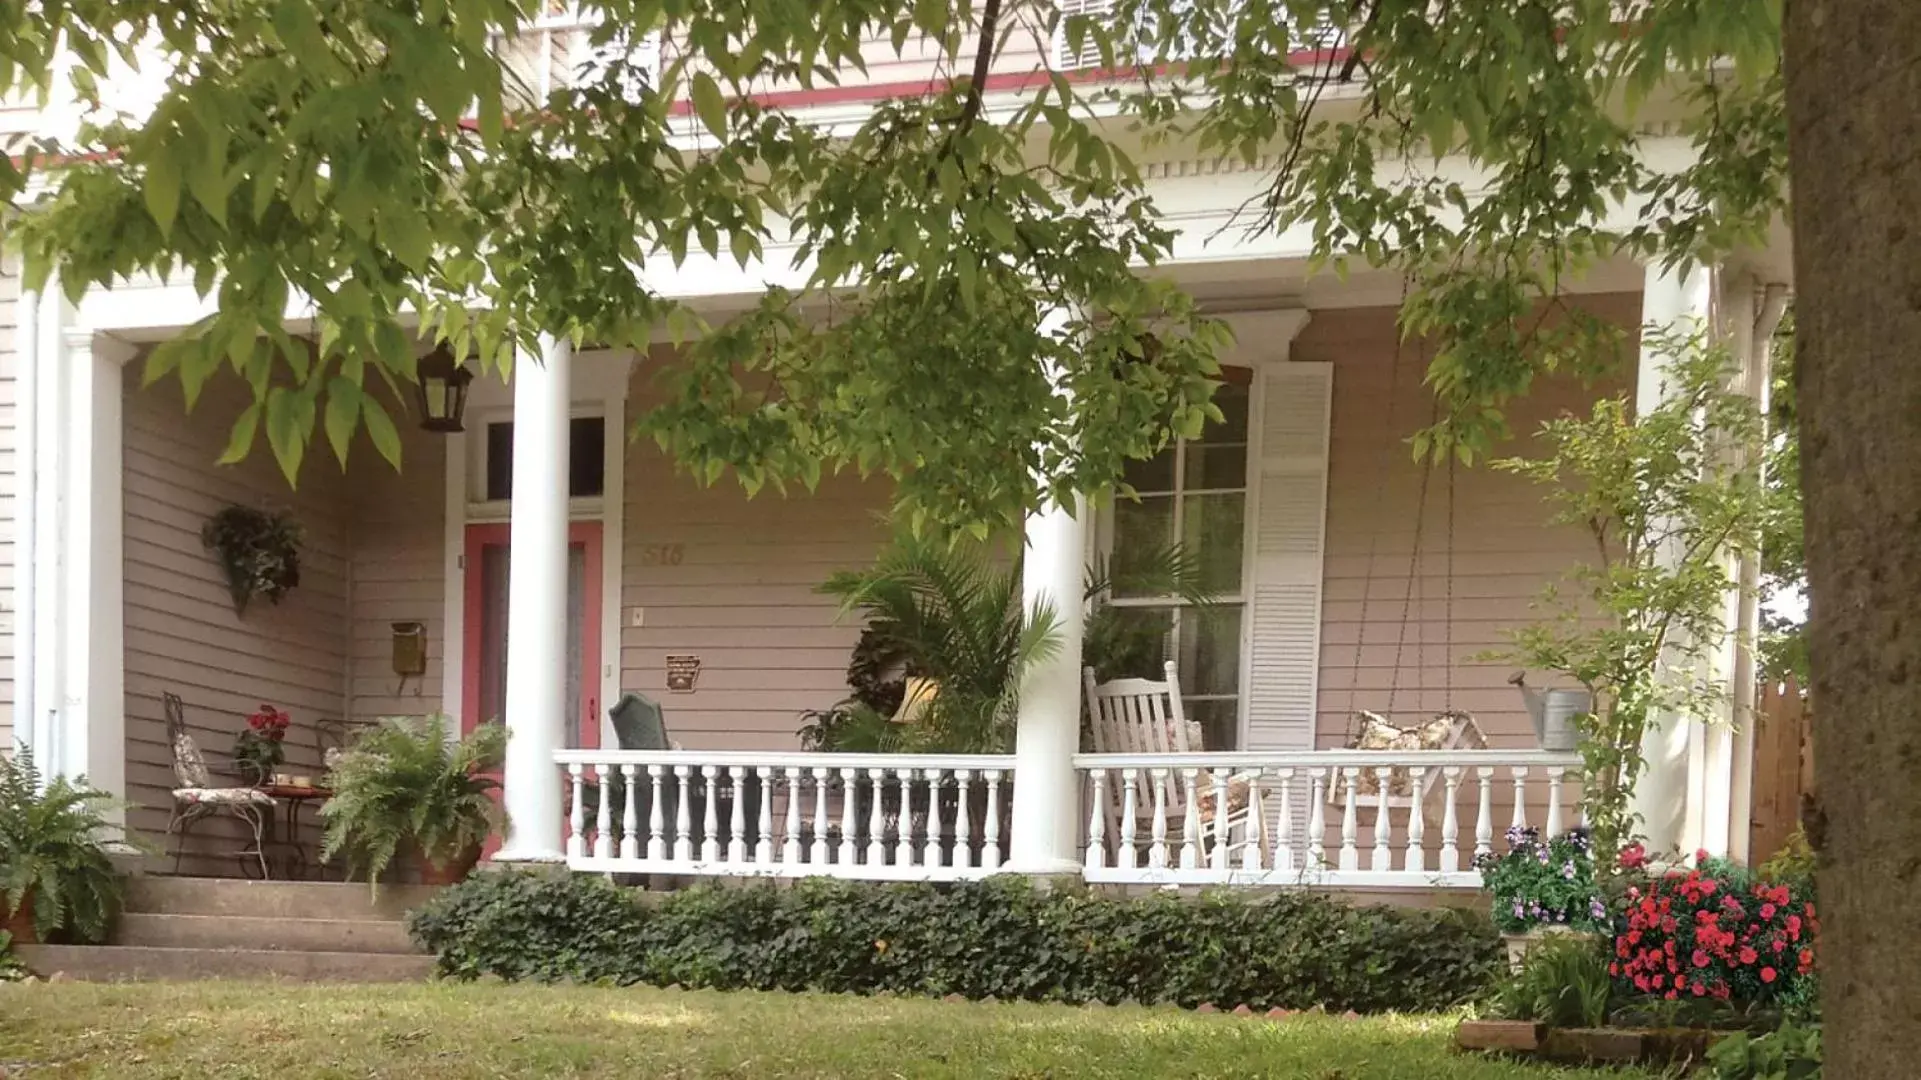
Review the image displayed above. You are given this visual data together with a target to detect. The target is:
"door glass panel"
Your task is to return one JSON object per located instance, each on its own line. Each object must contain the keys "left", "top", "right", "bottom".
{"left": 475, "top": 540, "right": 592, "bottom": 743}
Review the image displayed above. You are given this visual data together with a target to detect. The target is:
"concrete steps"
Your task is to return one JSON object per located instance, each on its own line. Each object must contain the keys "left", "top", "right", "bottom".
{"left": 14, "top": 876, "right": 443, "bottom": 983}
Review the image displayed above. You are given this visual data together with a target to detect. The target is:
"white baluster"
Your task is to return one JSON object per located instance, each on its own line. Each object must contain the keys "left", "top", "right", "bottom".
{"left": 1510, "top": 766, "right": 1530, "bottom": 833}
{"left": 1210, "top": 769, "right": 1231, "bottom": 873}
{"left": 1241, "top": 770, "right": 1264, "bottom": 872}
{"left": 923, "top": 769, "right": 946, "bottom": 868}
{"left": 1439, "top": 766, "right": 1462, "bottom": 874}
{"left": 1404, "top": 766, "right": 1426, "bottom": 872}
{"left": 1372, "top": 766, "right": 1394, "bottom": 871}
{"left": 1273, "top": 768, "right": 1294, "bottom": 874}
{"left": 982, "top": 770, "right": 1003, "bottom": 869}
{"left": 866, "top": 768, "right": 888, "bottom": 865}
{"left": 839, "top": 768, "right": 860, "bottom": 866}
{"left": 1179, "top": 768, "right": 1201, "bottom": 870}
{"left": 1147, "top": 769, "right": 1170, "bottom": 869}
{"left": 783, "top": 767, "right": 803, "bottom": 864}
{"left": 728, "top": 766, "right": 748, "bottom": 863}
{"left": 1307, "top": 768, "right": 1327, "bottom": 870}
{"left": 566, "top": 764, "right": 585, "bottom": 859}
{"left": 1117, "top": 768, "right": 1139, "bottom": 870}
{"left": 1475, "top": 766, "right": 1495, "bottom": 859}
{"left": 593, "top": 763, "right": 614, "bottom": 860}
{"left": 1087, "top": 769, "right": 1109, "bottom": 870}
{"left": 1545, "top": 766, "right": 1566, "bottom": 837}
{"left": 1338, "top": 767, "right": 1360, "bottom": 871}
{"left": 701, "top": 766, "right": 720, "bottom": 863}
{"left": 953, "top": 770, "right": 974, "bottom": 870}
{"left": 756, "top": 766, "right": 775, "bottom": 863}
{"left": 619, "top": 764, "right": 640, "bottom": 862}
{"left": 812, "top": 767, "right": 832, "bottom": 864}
{"left": 647, "top": 766, "right": 666, "bottom": 861}
{"left": 673, "top": 765, "right": 693, "bottom": 862}
{"left": 894, "top": 769, "right": 916, "bottom": 866}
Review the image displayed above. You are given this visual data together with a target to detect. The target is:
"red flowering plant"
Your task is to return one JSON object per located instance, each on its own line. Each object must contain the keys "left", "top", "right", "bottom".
{"left": 1610, "top": 848, "right": 1818, "bottom": 1015}
{"left": 231, "top": 703, "right": 292, "bottom": 785}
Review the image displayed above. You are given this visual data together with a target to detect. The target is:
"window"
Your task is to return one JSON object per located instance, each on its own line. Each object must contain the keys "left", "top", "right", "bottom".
{"left": 1105, "top": 377, "right": 1251, "bottom": 750}
{"left": 483, "top": 416, "right": 607, "bottom": 501}
{"left": 1050, "top": 0, "right": 1344, "bottom": 71}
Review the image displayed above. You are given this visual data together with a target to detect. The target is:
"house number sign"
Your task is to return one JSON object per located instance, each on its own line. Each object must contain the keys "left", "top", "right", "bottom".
{"left": 666, "top": 654, "right": 702, "bottom": 693}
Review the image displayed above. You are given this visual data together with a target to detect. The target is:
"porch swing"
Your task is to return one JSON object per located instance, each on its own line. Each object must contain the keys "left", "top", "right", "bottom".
{"left": 1330, "top": 336, "right": 1488, "bottom": 816}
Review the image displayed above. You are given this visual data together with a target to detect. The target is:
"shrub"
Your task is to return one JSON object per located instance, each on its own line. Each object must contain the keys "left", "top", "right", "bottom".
{"left": 406, "top": 872, "right": 1502, "bottom": 1013}
{"left": 1611, "top": 852, "right": 1818, "bottom": 1011}
{"left": 1478, "top": 826, "right": 1608, "bottom": 934}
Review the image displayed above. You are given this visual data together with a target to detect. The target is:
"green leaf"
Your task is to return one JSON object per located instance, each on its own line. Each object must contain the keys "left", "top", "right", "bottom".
{"left": 263, "top": 388, "right": 306, "bottom": 484}
{"left": 323, "top": 377, "right": 362, "bottom": 465}
{"left": 692, "top": 72, "right": 727, "bottom": 140}
{"left": 363, "top": 395, "right": 404, "bottom": 470}
{"left": 143, "top": 151, "right": 182, "bottom": 237}
{"left": 217, "top": 402, "right": 261, "bottom": 465}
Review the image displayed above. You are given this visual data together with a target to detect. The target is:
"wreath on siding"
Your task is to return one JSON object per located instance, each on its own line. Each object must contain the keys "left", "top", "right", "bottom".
{"left": 201, "top": 505, "right": 302, "bottom": 615}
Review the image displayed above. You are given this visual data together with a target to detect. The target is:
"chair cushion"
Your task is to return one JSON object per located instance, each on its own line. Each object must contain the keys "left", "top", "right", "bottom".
{"left": 172, "top": 732, "right": 212, "bottom": 788}
{"left": 1345, "top": 710, "right": 1485, "bottom": 800}
{"left": 173, "top": 787, "right": 274, "bottom": 807}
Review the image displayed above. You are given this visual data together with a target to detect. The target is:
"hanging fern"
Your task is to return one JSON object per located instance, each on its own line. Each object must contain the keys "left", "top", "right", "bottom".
{"left": 201, "top": 504, "right": 302, "bottom": 614}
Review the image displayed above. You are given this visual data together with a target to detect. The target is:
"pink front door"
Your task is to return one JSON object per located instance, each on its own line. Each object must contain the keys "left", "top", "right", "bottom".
{"left": 461, "top": 521, "right": 605, "bottom": 750}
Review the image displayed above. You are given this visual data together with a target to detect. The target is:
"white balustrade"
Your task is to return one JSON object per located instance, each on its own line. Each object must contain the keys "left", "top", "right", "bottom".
{"left": 1074, "top": 749, "right": 1585, "bottom": 888}
{"left": 555, "top": 748, "right": 1584, "bottom": 890}
{"left": 554, "top": 750, "right": 1015, "bottom": 881}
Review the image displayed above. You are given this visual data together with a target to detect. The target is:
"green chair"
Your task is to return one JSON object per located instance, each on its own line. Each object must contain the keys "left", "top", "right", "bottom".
{"left": 608, "top": 692, "right": 672, "bottom": 751}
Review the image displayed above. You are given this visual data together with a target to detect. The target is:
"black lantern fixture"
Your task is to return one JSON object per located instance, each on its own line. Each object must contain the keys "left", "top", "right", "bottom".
{"left": 415, "top": 344, "right": 475, "bottom": 433}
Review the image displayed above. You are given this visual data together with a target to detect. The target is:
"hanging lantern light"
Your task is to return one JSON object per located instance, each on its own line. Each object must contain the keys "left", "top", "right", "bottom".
{"left": 415, "top": 344, "right": 474, "bottom": 433}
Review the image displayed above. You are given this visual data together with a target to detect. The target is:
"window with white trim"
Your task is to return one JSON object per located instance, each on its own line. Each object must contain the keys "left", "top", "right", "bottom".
{"left": 1103, "top": 375, "right": 1251, "bottom": 750}
{"left": 1050, "top": 0, "right": 1343, "bottom": 71}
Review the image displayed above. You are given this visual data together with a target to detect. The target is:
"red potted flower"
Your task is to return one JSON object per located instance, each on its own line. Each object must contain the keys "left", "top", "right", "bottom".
{"left": 232, "top": 703, "right": 292, "bottom": 785}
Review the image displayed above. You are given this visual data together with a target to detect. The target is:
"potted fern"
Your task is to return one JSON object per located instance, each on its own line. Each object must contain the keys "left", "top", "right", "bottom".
{"left": 0, "top": 748, "right": 138, "bottom": 945}
{"left": 319, "top": 715, "right": 507, "bottom": 890}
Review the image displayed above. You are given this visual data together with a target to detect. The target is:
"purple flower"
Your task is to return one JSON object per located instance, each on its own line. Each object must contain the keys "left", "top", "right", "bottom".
{"left": 1562, "top": 861, "right": 1577, "bottom": 881}
{"left": 1590, "top": 897, "right": 1608, "bottom": 921}
{"left": 1513, "top": 902, "right": 1526, "bottom": 918}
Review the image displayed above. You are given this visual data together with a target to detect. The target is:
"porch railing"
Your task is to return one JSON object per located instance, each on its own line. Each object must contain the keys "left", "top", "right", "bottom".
{"left": 552, "top": 750, "right": 1014, "bottom": 881}
{"left": 553, "top": 746, "right": 1586, "bottom": 890}
{"left": 1075, "top": 749, "right": 1586, "bottom": 889}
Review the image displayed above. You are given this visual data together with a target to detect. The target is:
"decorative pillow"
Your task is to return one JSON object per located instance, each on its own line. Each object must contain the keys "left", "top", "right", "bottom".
{"left": 1345, "top": 710, "right": 1485, "bottom": 800}
{"left": 172, "top": 732, "right": 212, "bottom": 788}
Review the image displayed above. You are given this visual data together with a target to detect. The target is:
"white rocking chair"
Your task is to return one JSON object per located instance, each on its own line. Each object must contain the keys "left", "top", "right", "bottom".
{"left": 1083, "top": 662, "right": 1261, "bottom": 861}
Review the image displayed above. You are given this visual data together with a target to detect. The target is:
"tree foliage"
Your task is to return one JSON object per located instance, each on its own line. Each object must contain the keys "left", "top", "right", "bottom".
{"left": 1, "top": 1, "right": 1788, "bottom": 530}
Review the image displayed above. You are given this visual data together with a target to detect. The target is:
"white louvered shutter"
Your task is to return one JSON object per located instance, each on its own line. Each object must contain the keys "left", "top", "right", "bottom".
{"left": 1244, "top": 361, "right": 1332, "bottom": 753}
{"left": 1053, "top": 0, "right": 1115, "bottom": 69}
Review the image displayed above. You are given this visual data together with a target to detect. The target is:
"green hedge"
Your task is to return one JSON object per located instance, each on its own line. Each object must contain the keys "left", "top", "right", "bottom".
{"left": 406, "top": 872, "right": 1501, "bottom": 1013}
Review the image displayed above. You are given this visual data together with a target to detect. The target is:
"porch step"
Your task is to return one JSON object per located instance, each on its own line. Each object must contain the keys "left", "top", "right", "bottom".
{"left": 13, "top": 945, "right": 435, "bottom": 983}
{"left": 128, "top": 876, "right": 442, "bottom": 921}
{"left": 114, "top": 913, "right": 418, "bottom": 954}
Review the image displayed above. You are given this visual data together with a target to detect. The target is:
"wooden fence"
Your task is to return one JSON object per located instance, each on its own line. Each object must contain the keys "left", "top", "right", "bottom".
{"left": 1749, "top": 676, "right": 1812, "bottom": 865}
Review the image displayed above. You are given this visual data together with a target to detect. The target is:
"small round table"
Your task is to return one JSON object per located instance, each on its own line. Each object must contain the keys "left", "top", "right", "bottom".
{"left": 259, "top": 784, "right": 331, "bottom": 880}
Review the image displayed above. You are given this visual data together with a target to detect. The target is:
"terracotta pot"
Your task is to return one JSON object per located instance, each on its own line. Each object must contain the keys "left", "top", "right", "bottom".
{"left": 417, "top": 844, "right": 482, "bottom": 886}
{"left": 3, "top": 889, "right": 37, "bottom": 945}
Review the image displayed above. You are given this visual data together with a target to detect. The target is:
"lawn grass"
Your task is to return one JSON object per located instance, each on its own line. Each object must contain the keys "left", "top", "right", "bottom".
{"left": 0, "top": 981, "right": 1660, "bottom": 1079}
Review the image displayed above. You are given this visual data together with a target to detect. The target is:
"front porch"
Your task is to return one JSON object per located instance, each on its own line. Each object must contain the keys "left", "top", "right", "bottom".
{"left": 9, "top": 258, "right": 1763, "bottom": 891}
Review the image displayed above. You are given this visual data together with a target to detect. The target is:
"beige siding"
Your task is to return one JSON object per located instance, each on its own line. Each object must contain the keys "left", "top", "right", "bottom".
{"left": 620, "top": 354, "right": 891, "bottom": 750}
{"left": 1305, "top": 296, "right": 1640, "bottom": 749}
{"left": 346, "top": 425, "right": 448, "bottom": 725}
{"left": 0, "top": 258, "right": 19, "bottom": 750}
{"left": 122, "top": 369, "right": 352, "bottom": 872}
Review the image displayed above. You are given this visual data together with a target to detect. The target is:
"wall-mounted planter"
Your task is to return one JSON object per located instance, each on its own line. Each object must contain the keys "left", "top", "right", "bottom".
{"left": 202, "top": 505, "right": 302, "bottom": 615}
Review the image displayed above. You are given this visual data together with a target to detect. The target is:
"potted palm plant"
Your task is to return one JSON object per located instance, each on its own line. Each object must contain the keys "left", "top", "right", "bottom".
{"left": 0, "top": 748, "right": 138, "bottom": 945}
{"left": 320, "top": 715, "right": 507, "bottom": 891}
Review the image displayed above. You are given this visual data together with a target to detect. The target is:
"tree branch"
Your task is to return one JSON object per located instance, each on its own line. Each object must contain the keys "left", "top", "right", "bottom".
{"left": 953, "top": 0, "right": 1005, "bottom": 138}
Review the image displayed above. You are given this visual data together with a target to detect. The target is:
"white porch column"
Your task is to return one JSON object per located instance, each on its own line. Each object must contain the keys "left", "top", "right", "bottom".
{"left": 494, "top": 333, "right": 573, "bottom": 863}
{"left": 1630, "top": 263, "right": 1714, "bottom": 857}
{"left": 1008, "top": 310, "right": 1086, "bottom": 875}
{"left": 50, "top": 328, "right": 132, "bottom": 820}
